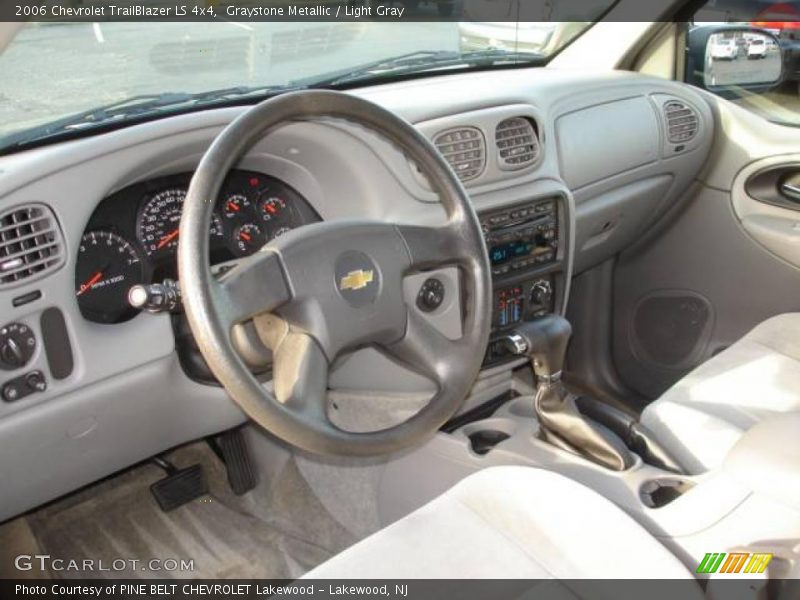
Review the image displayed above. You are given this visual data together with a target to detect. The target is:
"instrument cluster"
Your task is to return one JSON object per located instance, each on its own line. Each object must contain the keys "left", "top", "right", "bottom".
{"left": 75, "top": 169, "right": 320, "bottom": 324}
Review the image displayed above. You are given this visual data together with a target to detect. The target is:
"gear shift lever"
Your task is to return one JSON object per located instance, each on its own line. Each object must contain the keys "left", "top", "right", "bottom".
{"left": 505, "top": 315, "right": 633, "bottom": 471}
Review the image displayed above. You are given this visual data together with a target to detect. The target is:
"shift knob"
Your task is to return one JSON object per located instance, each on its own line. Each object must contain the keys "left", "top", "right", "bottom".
{"left": 511, "top": 314, "right": 572, "bottom": 379}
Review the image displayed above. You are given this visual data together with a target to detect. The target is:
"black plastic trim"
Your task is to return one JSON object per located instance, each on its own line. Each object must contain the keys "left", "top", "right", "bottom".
{"left": 39, "top": 307, "right": 74, "bottom": 380}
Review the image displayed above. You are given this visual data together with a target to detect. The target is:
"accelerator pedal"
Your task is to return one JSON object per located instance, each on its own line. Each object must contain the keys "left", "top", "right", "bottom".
{"left": 211, "top": 428, "right": 257, "bottom": 495}
{"left": 150, "top": 456, "right": 209, "bottom": 512}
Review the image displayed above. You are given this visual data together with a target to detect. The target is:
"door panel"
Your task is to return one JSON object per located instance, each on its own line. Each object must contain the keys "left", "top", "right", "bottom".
{"left": 734, "top": 155, "right": 800, "bottom": 266}
{"left": 612, "top": 101, "right": 800, "bottom": 401}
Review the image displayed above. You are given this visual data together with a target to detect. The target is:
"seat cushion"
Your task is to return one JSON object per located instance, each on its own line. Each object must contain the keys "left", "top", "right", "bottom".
{"left": 642, "top": 313, "right": 800, "bottom": 474}
{"left": 303, "top": 466, "right": 698, "bottom": 581}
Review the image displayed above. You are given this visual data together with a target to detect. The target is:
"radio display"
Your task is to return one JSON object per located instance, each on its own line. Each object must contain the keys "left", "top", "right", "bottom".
{"left": 490, "top": 241, "right": 535, "bottom": 265}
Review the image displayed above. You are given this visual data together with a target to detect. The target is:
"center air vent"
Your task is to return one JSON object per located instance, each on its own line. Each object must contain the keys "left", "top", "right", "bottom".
{"left": 496, "top": 117, "right": 540, "bottom": 170}
{"left": 664, "top": 101, "right": 699, "bottom": 144}
{"left": 0, "top": 204, "right": 64, "bottom": 288}
{"left": 433, "top": 126, "right": 486, "bottom": 182}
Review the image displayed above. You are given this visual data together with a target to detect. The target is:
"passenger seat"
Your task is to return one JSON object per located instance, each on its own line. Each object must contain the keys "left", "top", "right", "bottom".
{"left": 641, "top": 314, "right": 800, "bottom": 474}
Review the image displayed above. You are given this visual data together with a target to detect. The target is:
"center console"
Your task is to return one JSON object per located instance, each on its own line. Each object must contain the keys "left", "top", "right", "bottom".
{"left": 480, "top": 196, "right": 565, "bottom": 366}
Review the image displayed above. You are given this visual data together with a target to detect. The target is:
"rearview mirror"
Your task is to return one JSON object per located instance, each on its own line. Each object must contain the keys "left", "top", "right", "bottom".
{"left": 687, "top": 25, "right": 784, "bottom": 95}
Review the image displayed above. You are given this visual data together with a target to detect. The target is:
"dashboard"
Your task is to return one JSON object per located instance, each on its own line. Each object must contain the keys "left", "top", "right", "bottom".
{"left": 74, "top": 169, "right": 320, "bottom": 324}
{"left": 0, "top": 67, "right": 717, "bottom": 522}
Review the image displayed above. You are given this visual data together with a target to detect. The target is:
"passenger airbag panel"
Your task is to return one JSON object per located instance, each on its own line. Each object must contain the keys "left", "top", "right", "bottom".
{"left": 556, "top": 97, "right": 660, "bottom": 190}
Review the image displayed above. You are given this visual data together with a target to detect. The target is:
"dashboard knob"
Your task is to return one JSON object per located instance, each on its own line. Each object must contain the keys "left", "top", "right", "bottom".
{"left": 0, "top": 323, "right": 36, "bottom": 371}
{"left": 1, "top": 337, "right": 24, "bottom": 368}
{"left": 25, "top": 370, "right": 47, "bottom": 393}
{"left": 530, "top": 280, "right": 553, "bottom": 308}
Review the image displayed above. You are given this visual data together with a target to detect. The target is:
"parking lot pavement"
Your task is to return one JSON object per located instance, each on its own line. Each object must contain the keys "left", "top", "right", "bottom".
{"left": 706, "top": 53, "right": 782, "bottom": 86}
{"left": 0, "top": 20, "right": 459, "bottom": 136}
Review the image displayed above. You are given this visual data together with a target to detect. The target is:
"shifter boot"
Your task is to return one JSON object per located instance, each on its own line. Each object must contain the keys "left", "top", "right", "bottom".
{"left": 509, "top": 315, "right": 634, "bottom": 471}
{"left": 535, "top": 383, "right": 633, "bottom": 471}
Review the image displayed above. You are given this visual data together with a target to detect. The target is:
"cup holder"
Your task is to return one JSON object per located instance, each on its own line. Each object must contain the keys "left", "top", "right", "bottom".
{"left": 462, "top": 419, "right": 515, "bottom": 456}
{"left": 640, "top": 478, "right": 695, "bottom": 508}
{"left": 467, "top": 430, "right": 511, "bottom": 455}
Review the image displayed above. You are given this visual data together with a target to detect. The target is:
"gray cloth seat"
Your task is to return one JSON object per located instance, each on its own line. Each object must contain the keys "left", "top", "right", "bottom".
{"left": 642, "top": 313, "right": 800, "bottom": 475}
{"left": 304, "top": 466, "right": 699, "bottom": 581}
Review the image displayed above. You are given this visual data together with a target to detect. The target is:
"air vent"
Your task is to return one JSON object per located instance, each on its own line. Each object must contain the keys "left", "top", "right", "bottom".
{"left": 664, "top": 101, "right": 699, "bottom": 144}
{"left": 496, "top": 117, "right": 540, "bottom": 170}
{"left": 433, "top": 127, "right": 486, "bottom": 182}
{"left": 0, "top": 204, "right": 64, "bottom": 288}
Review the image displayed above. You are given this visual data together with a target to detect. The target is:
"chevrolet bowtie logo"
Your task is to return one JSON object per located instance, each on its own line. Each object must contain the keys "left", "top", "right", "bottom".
{"left": 339, "top": 269, "right": 375, "bottom": 291}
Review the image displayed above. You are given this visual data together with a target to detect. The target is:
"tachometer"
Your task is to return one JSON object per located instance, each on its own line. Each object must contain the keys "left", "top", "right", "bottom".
{"left": 137, "top": 188, "right": 222, "bottom": 257}
{"left": 75, "top": 231, "right": 144, "bottom": 323}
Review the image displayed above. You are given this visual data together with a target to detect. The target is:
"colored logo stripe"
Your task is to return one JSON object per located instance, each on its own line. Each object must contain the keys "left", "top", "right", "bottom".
{"left": 697, "top": 553, "right": 725, "bottom": 574}
{"left": 745, "top": 553, "right": 773, "bottom": 574}
{"left": 720, "top": 553, "right": 749, "bottom": 573}
{"left": 697, "top": 552, "right": 774, "bottom": 574}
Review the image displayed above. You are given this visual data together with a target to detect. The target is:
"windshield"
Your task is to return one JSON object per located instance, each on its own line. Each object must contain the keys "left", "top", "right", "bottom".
{"left": 0, "top": 15, "right": 610, "bottom": 153}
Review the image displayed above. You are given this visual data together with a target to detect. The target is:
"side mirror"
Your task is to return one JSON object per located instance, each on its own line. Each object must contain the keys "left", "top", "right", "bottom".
{"left": 687, "top": 25, "right": 784, "bottom": 97}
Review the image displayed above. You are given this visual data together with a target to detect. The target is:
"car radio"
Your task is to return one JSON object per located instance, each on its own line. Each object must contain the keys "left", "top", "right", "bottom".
{"left": 480, "top": 198, "right": 561, "bottom": 366}
{"left": 480, "top": 198, "right": 558, "bottom": 279}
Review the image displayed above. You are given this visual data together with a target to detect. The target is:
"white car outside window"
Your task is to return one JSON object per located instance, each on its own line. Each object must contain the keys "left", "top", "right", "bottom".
{"left": 747, "top": 38, "right": 767, "bottom": 59}
{"left": 711, "top": 38, "right": 736, "bottom": 60}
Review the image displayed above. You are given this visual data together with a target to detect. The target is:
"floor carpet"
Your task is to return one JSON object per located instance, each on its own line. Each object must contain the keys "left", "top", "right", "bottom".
{"left": 16, "top": 443, "right": 333, "bottom": 580}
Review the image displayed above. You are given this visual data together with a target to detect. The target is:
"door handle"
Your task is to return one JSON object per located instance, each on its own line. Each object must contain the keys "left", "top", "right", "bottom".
{"left": 746, "top": 166, "right": 800, "bottom": 211}
{"left": 782, "top": 182, "right": 800, "bottom": 203}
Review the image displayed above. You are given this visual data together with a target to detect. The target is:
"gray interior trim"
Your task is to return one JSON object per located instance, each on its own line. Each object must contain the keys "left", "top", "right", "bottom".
{"left": 0, "top": 66, "right": 716, "bottom": 518}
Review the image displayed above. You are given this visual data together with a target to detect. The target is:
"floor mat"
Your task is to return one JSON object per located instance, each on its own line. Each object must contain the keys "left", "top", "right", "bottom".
{"left": 23, "top": 443, "right": 331, "bottom": 580}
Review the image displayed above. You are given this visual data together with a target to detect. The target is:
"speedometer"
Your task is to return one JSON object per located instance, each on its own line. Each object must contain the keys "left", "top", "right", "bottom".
{"left": 137, "top": 188, "right": 222, "bottom": 257}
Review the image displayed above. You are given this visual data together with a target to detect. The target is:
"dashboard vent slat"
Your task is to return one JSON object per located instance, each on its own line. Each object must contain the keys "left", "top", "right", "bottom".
{"left": 0, "top": 204, "right": 64, "bottom": 288}
{"left": 433, "top": 126, "right": 486, "bottom": 182}
{"left": 496, "top": 117, "right": 539, "bottom": 170}
{"left": 664, "top": 101, "right": 699, "bottom": 144}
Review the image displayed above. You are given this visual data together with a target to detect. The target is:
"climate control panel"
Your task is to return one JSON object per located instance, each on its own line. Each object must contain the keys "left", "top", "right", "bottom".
{"left": 485, "top": 276, "right": 555, "bottom": 366}
{"left": 480, "top": 196, "right": 563, "bottom": 367}
{"left": 491, "top": 277, "right": 554, "bottom": 331}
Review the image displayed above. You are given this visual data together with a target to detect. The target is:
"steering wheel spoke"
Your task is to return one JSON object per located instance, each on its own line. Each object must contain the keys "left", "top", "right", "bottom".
{"left": 272, "top": 330, "right": 332, "bottom": 424}
{"left": 397, "top": 221, "right": 470, "bottom": 272}
{"left": 215, "top": 250, "right": 291, "bottom": 328}
{"left": 382, "top": 309, "right": 466, "bottom": 389}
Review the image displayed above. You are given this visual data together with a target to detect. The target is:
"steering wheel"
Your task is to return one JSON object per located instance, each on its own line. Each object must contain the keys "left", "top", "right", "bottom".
{"left": 179, "top": 90, "right": 491, "bottom": 456}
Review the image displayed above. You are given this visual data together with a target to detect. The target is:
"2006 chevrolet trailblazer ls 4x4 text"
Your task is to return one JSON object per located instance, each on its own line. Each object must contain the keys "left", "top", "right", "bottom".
{"left": 0, "top": 0, "right": 799, "bottom": 596}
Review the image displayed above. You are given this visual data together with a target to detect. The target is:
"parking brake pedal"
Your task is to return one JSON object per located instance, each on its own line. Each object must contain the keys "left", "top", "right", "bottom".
{"left": 150, "top": 457, "right": 209, "bottom": 512}
{"left": 211, "top": 428, "right": 257, "bottom": 495}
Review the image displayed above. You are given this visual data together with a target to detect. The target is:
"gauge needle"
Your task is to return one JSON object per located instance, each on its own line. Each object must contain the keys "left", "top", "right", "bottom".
{"left": 227, "top": 201, "right": 240, "bottom": 213}
{"left": 157, "top": 228, "right": 179, "bottom": 249}
{"left": 77, "top": 271, "right": 103, "bottom": 296}
{"left": 240, "top": 232, "right": 251, "bottom": 242}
